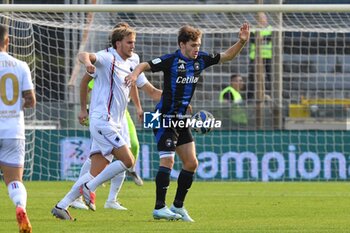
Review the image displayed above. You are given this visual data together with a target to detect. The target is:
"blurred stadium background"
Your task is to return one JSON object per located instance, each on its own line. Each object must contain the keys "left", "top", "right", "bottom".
{"left": 1, "top": 0, "right": 350, "bottom": 182}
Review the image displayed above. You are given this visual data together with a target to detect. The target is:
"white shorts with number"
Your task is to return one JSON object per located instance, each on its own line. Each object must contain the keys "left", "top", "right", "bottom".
{"left": 89, "top": 117, "right": 127, "bottom": 163}
{"left": 0, "top": 139, "right": 25, "bottom": 167}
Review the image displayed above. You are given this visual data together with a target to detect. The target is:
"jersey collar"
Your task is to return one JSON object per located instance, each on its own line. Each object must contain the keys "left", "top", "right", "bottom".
{"left": 175, "top": 49, "right": 193, "bottom": 62}
{"left": 109, "top": 47, "right": 126, "bottom": 63}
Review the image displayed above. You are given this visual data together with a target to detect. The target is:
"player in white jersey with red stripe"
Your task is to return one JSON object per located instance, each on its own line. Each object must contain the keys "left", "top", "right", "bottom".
{"left": 71, "top": 49, "right": 161, "bottom": 210}
{"left": 0, "top": 25, "right": 35, "bottom": 233}
{"left": 52, "top": 24, "right": 142, "bottom": 220}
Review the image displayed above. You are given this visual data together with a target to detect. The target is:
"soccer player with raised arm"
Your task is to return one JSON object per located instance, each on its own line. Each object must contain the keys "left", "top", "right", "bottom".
{"left": 0, "top": 25, "right": 36, "bottom": 232}
{"left": 51, "top": 24, "right": 145, "bottom": 220}
{"left": 125, "top": 23, "right": 250, "bottom": 221}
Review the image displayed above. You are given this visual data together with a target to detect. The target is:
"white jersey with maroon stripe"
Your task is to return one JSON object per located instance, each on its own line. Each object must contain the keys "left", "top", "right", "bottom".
{"left": 89, "top": 48, "right": 138, "bottom": 128}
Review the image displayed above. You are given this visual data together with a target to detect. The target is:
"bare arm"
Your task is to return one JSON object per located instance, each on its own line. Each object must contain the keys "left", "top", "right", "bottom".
{"left": 130, "top": 84, "right": 143, "bottom": 122}
{"left": 187, "top": 104, "right": 193, "bottom": 114}
{"left": 220, "top": 23, "right": 250, "bottom": 63}
{"left": 140, "top": 82, "right": 162, "bottom": 102}
{"left": 125, "top": 62, "right": 151, "bottom": 86}
{"left": 22, "top": 89, "right": 36, "bottom": 108}
{"left": 78, "top": 52, "right": 97, "bottom": 74}
{"left": 78, "top": 73, "right": 93, "bottom": 125}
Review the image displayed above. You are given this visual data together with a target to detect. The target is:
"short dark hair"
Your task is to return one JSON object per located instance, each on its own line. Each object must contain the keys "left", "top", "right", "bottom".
{"left": 178, "top": 25, "right": 202, "bottom": 46}
{"left": 230, "top": 74, "right": 242, "bottom": 82}
{"left": 0, "top": 24, "right": 8, "bottom": 47}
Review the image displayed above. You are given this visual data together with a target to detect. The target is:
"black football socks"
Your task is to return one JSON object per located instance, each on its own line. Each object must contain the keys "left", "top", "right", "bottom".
{"left": 173, "top": 169, "right": 194, "bottom": 208}
{"left": 155, "top": 166, "right": 171, "bottom": 209}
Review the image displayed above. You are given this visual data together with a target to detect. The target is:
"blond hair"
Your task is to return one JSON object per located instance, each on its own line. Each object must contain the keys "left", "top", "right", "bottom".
{"left": 110, "top": 24, "right": 136, "bottom": 49}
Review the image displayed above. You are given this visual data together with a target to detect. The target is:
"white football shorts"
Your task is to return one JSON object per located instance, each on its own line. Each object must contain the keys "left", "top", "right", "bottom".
{"left": 89, "top": 117, "right": 127, "bottom": 162}
{"left": 0, "top": 139, "right": 25, "bottom": 167}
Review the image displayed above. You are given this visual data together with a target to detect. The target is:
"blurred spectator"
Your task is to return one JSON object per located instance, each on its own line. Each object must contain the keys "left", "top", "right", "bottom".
{"left": 219, "top": 74, "right": 245, "bottom": 104}
{"left": 219, "top": 74, "right": 248, "bottom": 126}
{"left": 247, "top": 12, "right": 272, "bottom": 99}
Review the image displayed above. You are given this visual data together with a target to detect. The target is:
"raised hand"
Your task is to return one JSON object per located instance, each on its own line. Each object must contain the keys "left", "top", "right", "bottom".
{"left": 239, "top": 22, "right": 250, "bottom": 43}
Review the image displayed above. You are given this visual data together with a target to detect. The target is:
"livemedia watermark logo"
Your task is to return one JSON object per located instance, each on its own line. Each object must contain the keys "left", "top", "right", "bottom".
{"left": 143, "top": 110, "right": 222, "bottom": 130}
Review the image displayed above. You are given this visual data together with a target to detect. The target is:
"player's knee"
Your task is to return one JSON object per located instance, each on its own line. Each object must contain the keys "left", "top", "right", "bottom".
{"left": 160, "top": 156, "right": 175, "bottom": 168}
{"left": 123, "top": 155, "right": 135, "bottom": 169}
{"left": 189, "top": 161, "right": 199, "bottom": 171}
{"left": 184, "top": 158, "right": 198, "bottom": 171}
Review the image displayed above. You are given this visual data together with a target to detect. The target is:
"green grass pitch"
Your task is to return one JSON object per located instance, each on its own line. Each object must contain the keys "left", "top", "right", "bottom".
{"left": 1, "top": 181, "right": 350, "bottom": 232}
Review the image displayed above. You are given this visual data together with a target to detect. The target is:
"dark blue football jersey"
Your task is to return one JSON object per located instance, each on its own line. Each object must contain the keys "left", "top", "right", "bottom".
{"left": 148, "top": 49, "right": 220, "bottom": 116}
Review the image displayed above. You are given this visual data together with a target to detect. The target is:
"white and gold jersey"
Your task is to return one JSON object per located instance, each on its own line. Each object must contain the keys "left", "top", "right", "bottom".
{"left": 0, "top": 52, "right": 33, "bottom": 139}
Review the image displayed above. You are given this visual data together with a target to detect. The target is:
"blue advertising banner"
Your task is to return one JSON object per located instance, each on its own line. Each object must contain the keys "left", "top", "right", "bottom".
{"left": 32, "top": 130, "right": 350, "bottom": 181}
{"left": 137, "top": 130, "right": 350, "bottom": 181}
